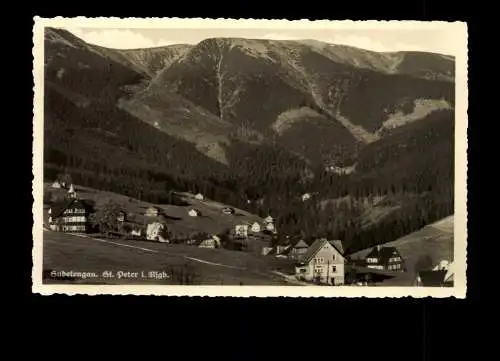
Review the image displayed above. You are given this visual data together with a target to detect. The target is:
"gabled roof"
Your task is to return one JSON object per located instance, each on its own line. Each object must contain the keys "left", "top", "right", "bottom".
{"left": 329, "top": 240, "right": 344, "bottom": 255}
{"left": 300, "top": 238, "right": 345, "bottom": 264}
{"left": 293, "top": 239, "right": 309, "bottom": 249}
{"left": 50, "top": 198, "right": 91, "bottom": 218}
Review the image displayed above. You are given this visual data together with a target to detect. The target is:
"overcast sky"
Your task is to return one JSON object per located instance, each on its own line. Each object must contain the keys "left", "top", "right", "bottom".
{"left": 63, "top": 27, "right": 459, "bottom": 56}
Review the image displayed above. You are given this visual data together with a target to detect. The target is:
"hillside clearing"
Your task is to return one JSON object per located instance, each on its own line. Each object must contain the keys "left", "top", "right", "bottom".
{"left": 44, "top": 183, "right": 264, "bottom": 237}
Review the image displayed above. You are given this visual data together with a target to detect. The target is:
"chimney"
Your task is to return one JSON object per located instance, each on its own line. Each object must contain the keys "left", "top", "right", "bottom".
{"left": 376, "top": 245, "right": 381, "bottom": 252}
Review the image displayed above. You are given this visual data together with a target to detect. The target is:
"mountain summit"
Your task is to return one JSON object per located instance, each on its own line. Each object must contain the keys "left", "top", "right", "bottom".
{"left": 42, "top": 26, "right": 455, "bottom": 252}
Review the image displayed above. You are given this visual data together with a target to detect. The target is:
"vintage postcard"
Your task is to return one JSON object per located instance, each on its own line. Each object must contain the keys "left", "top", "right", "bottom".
{"left": 32, "top": 17, "right": 468, "bottom": 297}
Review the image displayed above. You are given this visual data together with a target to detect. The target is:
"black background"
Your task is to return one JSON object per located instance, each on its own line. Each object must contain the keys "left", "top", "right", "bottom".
{"left": 19, "top": 2, "right": 482, "bottom": 358}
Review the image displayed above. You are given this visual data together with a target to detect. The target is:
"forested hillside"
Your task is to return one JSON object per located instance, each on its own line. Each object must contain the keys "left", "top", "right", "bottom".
{"left": 43, "top": 27, "right": 456, "bottom": 254}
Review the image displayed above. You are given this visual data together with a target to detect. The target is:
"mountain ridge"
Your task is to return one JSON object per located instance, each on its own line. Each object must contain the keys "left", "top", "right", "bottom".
{"left": 42, "top": 27, "right": 455, "bottom": 252}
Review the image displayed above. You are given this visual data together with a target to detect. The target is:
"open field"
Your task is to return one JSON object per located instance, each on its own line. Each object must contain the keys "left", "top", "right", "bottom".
{"left": 42, "top": 231, "right": 296, "bottom": 285}
{"left": 44, "top": 183, "right": 264, "bottom": 237}
{"left": 350, "top": 215, "right": 454, "bottom": 286}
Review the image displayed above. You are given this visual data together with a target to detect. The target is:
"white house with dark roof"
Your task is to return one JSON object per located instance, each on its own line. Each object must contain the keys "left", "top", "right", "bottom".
{"left": 48, "top": 198, "right": 91, "bottom": 233}
{"left": 51, "top": 180, "right": 62, "bottom": 189}
{"left": 188, "top": 209, "right": 201, "bottom": 217}
{"left": 295, "top": 238, "right": 346, "bottom": 285}
{"left": 250, "top": 222, "right": 261, "bottom": 233}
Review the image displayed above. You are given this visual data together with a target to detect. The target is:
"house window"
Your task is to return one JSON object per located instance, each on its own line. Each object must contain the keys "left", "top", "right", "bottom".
{"left": 332, "top": 254, "right": 336, "bottom": 261}
{"left": 331, "top": 266, "right": 337, "bottom": 273}
{"left": 314, "top": 266, "right": 323, "bottom": 273}
{"left": 315, "top": 257, "right": 324, "bottom": 264}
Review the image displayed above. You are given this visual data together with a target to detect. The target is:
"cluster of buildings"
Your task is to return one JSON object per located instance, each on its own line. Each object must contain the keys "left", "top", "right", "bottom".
{"left": 46, "top": 183, "right": 453, "bottom": 287}
{"left": 234, "top": 216, "right": 276, "bottom": 238}
{"left": 260, "top": 238, "right": 411, "bottom": 286}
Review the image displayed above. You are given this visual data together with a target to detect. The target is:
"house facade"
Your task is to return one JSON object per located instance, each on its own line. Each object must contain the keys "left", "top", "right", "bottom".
{"left": 265, "top": 222, "right": 275, "bottom": 232}
{"left": 195, "top": 193, "right": 204, "bottom": 200}
{"left": 295, "top": 238, "right": 346, "bottom": 285}
{"left": 235, "top": 224, "right": 248, "bottom": 238}
{"left": 365, "top": 246, "right": 405, "bottom": 272}
{"left": 222, "top": 207, "right": 235, "bottom": 215}
{"left": 48, "top": 199, "right": 90, "bottom": 233}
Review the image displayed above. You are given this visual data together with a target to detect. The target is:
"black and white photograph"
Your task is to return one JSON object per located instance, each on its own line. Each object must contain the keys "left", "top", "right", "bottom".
{"left": 32, "top": 18, "right": 468, "bottom": 297}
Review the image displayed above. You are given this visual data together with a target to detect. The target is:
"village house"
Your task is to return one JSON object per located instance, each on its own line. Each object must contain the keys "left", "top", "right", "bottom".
{"left": 222, "top": 207, "right": 235, "bottom": 215}
{"left": 261, "top": 245, "right": 274, "bottom": 256}
{"left": 286, "top": 239, "right": 310, "bottom": 261}
{"left": 250, "top": 222, "right": 261, "bottom": 233}
{"left": 188, "top": 209, "right": 201, "bottom": 217}
{"left": 130, "top": 228, "right": 142, "bottom": 237}
{"left": 364, "top": 246, "right": 405, "bottom": 272}
{"left": 117, "top": 210, "right": 126, "bottom": 223}
{"left": 146, "top": 222, "right": 168, "bottom": 242}
{"left": 235, "top": 224, "right": 249, "bottom": 238}
{"left": 262, "top": 243, "right": 291, "bottom": 257}
{"left": 302, "top": 193, "right": 311, "bottom": 201}
{"left": 48, "top": 198, "right": 91, "bottom": 233}
{"left": 295, "top": 238, "right": 346, "bottom": 285}
{"left": 264, "top": 216, "right": 274, "bottom": 224}
{"left": 145, "top": 206, "right": 161, "bottom": 217}
{"left": 265, "top": 222, "right": 275, "bottom": 232}
{"left": 51, "top": 180, "right": 63, "bottom": 189}
{"left": 195, "top": 193, "right": 204, "bottom": 201}
{"left": 197, "top": 235, "right": 221, "bottom": 249}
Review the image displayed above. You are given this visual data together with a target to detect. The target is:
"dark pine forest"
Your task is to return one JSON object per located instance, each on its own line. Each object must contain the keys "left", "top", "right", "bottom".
{"left": 45, "top": 79, "right": 454, "bottom": 254}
